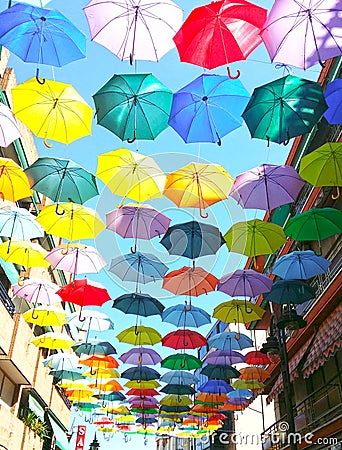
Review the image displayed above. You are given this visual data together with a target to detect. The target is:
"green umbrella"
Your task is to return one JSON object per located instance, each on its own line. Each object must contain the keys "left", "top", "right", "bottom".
{"left": 242, "top": 75, "right": 327, "bottom": 145}
{"left": 224, "top": 219, "right": 286, "bottom": 257}
{"left": 161, "top": 353, "right": 203, "bottom": 370}
{"left": 93, "top": 73, "right": 173, "bottom": 142}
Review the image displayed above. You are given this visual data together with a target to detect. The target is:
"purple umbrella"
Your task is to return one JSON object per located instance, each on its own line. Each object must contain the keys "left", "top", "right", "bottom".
{"left": 119, "top": 348, "right": 162, "bottom": 366}
{"left": 229, "top": 164, "right": 305, "bottom": 211}
{"left": 203, "top": 350, "right": 246, "bottom": 366}
{"left": 324, "top": 78, "right": 342, "bottom": 125}
{"left": 217, "top": 269, "right": 272, "bottom": 297}
{"left": 0, "top": 102, "right": 21, "bottom": 147}
{"left": 45, "top": 245, "right": 106, "bottom": 275}
{"left": 127, "top": 396, "right": 159, "bottom": 406}
{"left": 12, "top": 278, "right": 61, "bottom": 305}
{"left": 227, "top": 397, "right": 250, "bottom": 406}
{"left": 261, "top": 0, "right": 342, "bottom": 70}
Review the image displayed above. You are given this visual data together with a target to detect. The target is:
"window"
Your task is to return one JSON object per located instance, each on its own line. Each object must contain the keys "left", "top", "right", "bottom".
{"left": 0, "top": 374, "right": 17, "bottom": 406}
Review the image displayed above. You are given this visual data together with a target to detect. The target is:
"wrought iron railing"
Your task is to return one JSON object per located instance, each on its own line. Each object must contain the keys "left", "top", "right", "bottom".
{"left": 0, "top": 279, "right": 15, "bottom": 317}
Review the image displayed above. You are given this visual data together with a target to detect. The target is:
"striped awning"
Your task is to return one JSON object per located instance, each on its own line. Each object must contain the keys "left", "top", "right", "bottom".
{"left": 302, "top": 304, "right": 342, "bottom": 379}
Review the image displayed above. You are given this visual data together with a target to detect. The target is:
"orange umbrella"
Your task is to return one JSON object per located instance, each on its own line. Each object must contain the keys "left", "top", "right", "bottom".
{"left": 163, "top": 266, "right": 218, "bottom": 297}
{"left": 90, "top": 379, "right": 123, "bottom": 392}
{"left": 191, "top": 404, "right": 219, "bottom": 414}
{"left": 219, "top": 403, "right": 246, "bottom": 411}
{"left": 196, "top": 393, "right": 227, "bottom": 404}
{"left": 79, "top": 355, "right": 119, "bottom": 371}
{"left": 239, "top": 367, "right": 270, "bottom": 382}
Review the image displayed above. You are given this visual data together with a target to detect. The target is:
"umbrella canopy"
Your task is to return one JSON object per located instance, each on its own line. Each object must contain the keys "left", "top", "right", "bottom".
{"left": 271, "top": 250, "right": 331, "bottom": 280}
{"left": 242, "top": 75, "right": 327, "bottom": 145}
{"left": 113, "top": 293, "right": 164, "bottom": 317}
{"left": 203, "top": 350, "right": 246, "bottom": 366}
{"left": 43, "top": 353, "right": 79, "bottom": 371}
{"left": 162, "top": 330, "right": 207, "bottom": 349}
{"left": 12, "top": 278, "right": 61, "bottom": 305}
{"left": 0, "top": 102, "right": 21, "bottom": 147}
{"left": 36, "top": 203, "right": 105, "bottom": 241}
{"left": 224, "top": 219, "right": 287, "bottom": 257}
{"left": 119, "top": 348, "right": 162, "bottom": 366}
{"left": 162, "top": 304, "right": 211, "bottom": 328}
{"left": 261, "top": 0, "right": 342, "bottom": 70}
{"left": 163, "top": 266, "right": 218, "bottom": 297}
{"left": 160, "top": 370, "right": 198, "bottom": 385}
{"left": 23, "top": 306, "right": 67, "bottom": 327}
{"left": 168, "top": 74, "right": 249, "bottom": 144}
{"left": 230, "top": 164, "right": 305, "bottom": 211}
{"left": 90, "top": 379, "right": 123, "bottom": 392}
{"left": 228, "top": 389, "right": 253, "bottom": 399}
{"left": 160, "top": 395, "right": 192, "bottom": 407}
{"left": 125, "top": 380, "right": 160, "bottom": 389}
{"left": 198, "top": 380, "right": 233, "bottom": 394}
{"left": 284, "top": 207, "right": 342, "bottom": 242}
{"left": 244, "top": 351, "right": 271, "bottom": 365}
{"left": 0, "top": 240, "right": 49, "bottom": 268}
{"left": 0, "top": 3, "right": 86, "bottom": 69}
{"left": 72, "top": 338, "right": 117, "bottom": 356}
{"left": 66, "top": 310, "right": 114, "bottom": 332}
{"left": 117, "top": 326, "right": 162, "bottom": 346}
{"left": 323, "top": 79, "right": 342, "bottom": 124}
{"left": 31, "top": 331, "right": 74, "bottom": 350}
{"left": 93, "top": 73, "right": 172, "bottom": 142}
{"left": 160, "top": 221, "right": 224, "bottom": 260}
{"left": 126, "top": 388, "right": 160, "bottom": 397}
{"left": 208, "top": 331, "right": 254, "bottom": 351}
{"left": 57, "top": 279, "right": 111, "bottom": 310}
{"left": 0, "top": 206, "right": 44, "bottom": 243}
{"left": 239, "top": 367, "right": 270, "bottom": 382}
{"left": 121, "top": 366, "right": 160, "bottom": 381}
{"left": 12, "top": 78, "right": 93, "bottom": 145}
{"left": 96, "top": 392, "right": 126, "bottom": 401}
{"left": 200, "top": 364, "right": 240, "bottom": 380}
{"left": 79, "top": 355, "right": 119, "bottom": 370}
{"left": 96, "top": 149, "right": 166, "bottom": 203}
{"left": 164, "top": 162, "right": 234, "bottom": 218}
{"left": 50, "top": 368, "right": 84, "bottom": 381}
{"left": 25, "top": 157, "right": 98, "bottom": 204}
{"left": 160, "top": 384, "right": 196, "bottom": 395}
{"left": 0, "top": 157, "right": 32, "bottom": 202}
{"left": 232, "top": 379, "right": 265, "bottom": 390}
{"left": 173, "top": 0, "right": 267, "bottom": 70}
{"left": 161, "top": 353, "right": 203, "bottom": 370}
{"left": 217, "top": 269, "right": 272, "bottom": 297}
{"left": 83, "top": 368, "right": 120, "bottom": 379}
{"left": 46, "top": 245, "right": 106, "bottom": 275}
{"left": 84, "top": 0, "right": 182, "bottom": 63}
{"left": 263, "top": 279, "right": 316, "bottom": 305}
{"left": 160, "top": 405, "right": 189, "bottom": 414}
{"left": 196, "top": 392, "right": 228, "bottom": 404}
{"left": 213, "top": 300, "right": 265, "bottom": 323}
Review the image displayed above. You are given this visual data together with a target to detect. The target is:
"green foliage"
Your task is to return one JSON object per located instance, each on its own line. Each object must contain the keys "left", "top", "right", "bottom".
{"left": 22, "top": 410, "right": 50, "bottom": 440}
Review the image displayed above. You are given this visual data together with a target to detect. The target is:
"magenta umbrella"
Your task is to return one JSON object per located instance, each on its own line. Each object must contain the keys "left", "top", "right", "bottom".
{"left": 217, "top": 269, "right": 272, "bottom": 297}
{"left": 261, "top": 0, "right": 342, "bottom": 70}
{"left": 203, "top": 349, "right": 246, "bottom": 365}
{"left": 0, "top": 103, "right": 21, "bottom": 147}
{"left": 119, "top": 348, "right": 162, "bottom": 366}
{"left": 229, "top": 164, "right": 305, "bottom": 211}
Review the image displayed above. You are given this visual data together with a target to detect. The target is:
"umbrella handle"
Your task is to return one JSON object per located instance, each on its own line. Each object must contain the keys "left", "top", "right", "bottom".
{"left": 199, "top": 208, "right": 209, "bottom": 219}
{"left": 127, "top": 136, "right": 136, "bottom": 144}
{"left": 44, "top": 137, "right": 53, "bottom": 148}
{"left": 244, "top": 301, "right": 253, "bottom": 314}
{"left": 31, "top": 309, "right": 39, "bottom": 320}
{"left": 183, "top": 302, "right": 192, "bottom": 312}
{"left": 332, "top": 186, "right": 340, "bottom": 200}
{"left": 90, "top": 367, "right": 97, "bottom": 376}
{"left": 134, "top": 324, "right": 139, "bottom": 335}
{"left": 226, "top": 66, "right": 240, "bottom": 80}
{"left": 35, "top": 68, "right": 45, "bottom": 85}
{"left": 234, "top": 332, "right": 241, "bottom": 341}
{"left": 130, "top": 244, "right": 137, "bottom": 253}
{"left": 17, "top": 276, "right": 25, "bottom": 286}
{"left": 78, "top": 310, "right": 86, "bottom": 322}
{"left": 55, "top": 204, "right": 65, "bottom": 216}
{"left": 180, "top": 360, "right": 186, "bottom": 369}
{"left": 0, "top": 192, "right": 4, "bottom": 202}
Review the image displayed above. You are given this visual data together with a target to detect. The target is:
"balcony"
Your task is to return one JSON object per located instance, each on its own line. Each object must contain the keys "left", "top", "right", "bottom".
{"left": 0, "top": 279, "right": 15, "bottom": 317}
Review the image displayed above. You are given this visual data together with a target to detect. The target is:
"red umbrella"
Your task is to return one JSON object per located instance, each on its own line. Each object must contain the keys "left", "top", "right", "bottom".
{"left": 163, "top": 266, "right": 218, "bottom": 297}
{"left": 57, "top": 279, "right": 111, "bottom": 320}
{"left": 162, "top": 329, "right": 207, "bottom": 349}
{"left": 244, "top": 351, "right": 271, "bottom": 365}
{"left": 173, "top": 0, "right": 267, "bottom": 77}
{"left": 126, "top": 388, "right": 160, "bottom": 397}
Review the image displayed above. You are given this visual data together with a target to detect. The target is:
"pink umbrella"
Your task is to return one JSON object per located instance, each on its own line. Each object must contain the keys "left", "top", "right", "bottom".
{"left": 217, "top": 269, "right": 272, "bottom": 297}
{"left": 12, "top": 278, "right": 61, "bottom": 306}
{"left": 0, "top": 103, "right": 21, "bottom": 147}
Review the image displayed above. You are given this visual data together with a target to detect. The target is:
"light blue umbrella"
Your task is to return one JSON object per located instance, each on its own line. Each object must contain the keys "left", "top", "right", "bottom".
{"left": 228, "top": 389, "right": 253, "bottom": 399}
{"left": 49, "top": 368, "right": 84, "bottom": 381}
{"left": 271, "top": 250, "right": 331, "bottom": 280}
{"left": 72, "top": 338, "right": 117, "bottom": 356}
{"left": 43, "top": 353, "right": 79, "bottom": 371}
{"left": 160, "top": 370, "right": 198, "bottom": 385}
{"left": 208, "top": 331, "right": 254, "bottom": 351}
{"left": 0, "top": 206, "right": 44, "bottom": 240}
{"left": 161, "top": 303, "right": 211, "bottom": 328}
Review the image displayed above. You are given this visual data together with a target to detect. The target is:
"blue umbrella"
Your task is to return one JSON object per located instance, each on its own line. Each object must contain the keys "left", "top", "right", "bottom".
{"left": 160, "top": 220, "right": 225, "bottom": 259}
{"left": 208, "top": 331, "right": 254, "bottom": 351}
{"left": 121, "top": 366, "right": 160, "bottom": 381}
{"left": 263, "top": 279, "right": 316, "bottom": 305}
{"left": 0, "top": 206, "right": 44, "bottom": 247}
{"left": 228, "top": 389, "right": 253, "bottom": 399}
{"left": 160, "top": 370, "right": 198, "bottom": 385}
{"left": 72, "top": 338, "right": 117, "bottom": 356}
{"left": 198, "top": 380, "right": 233, "bottom": 394}
{"left": 109, "top": 252, "right": 168, "bottom": 284}
{"left": 168, "top": 74, "right": 250, "bottom": 145}
{"left": 271, "top": 250, "right": 331, "bottom": 280}
{"left": 94, "top": 392, "right": 126, "bottom": 402}
{"left": 0, "top": 3, "right": 86, "bottom": 81}
{"left": 49, "top": 368, "right": 84, "bottom": 381}
{"left": 323, "top": 78, "right": 342, "bottom": 125}
{"left": 161, "top": 303, "right": 211, "bottom": 328}
{"left": 136, "top": 417, "right": 158, "bottom": 424}
{"left": 113, "top": 293, "right": 164, "bottom": 317}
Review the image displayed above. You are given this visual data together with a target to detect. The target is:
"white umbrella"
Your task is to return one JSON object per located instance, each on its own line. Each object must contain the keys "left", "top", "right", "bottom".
{"left": 66, "top": 310, "right": 114, "bottom": 332}
{"left": 12, "top": 278, "right": 61, "bottom": 305}
{"left": 0, "top": 103, "right": 21, "bottom": 147}
{"left": 45, "top": 245, "right": 106, "bottom": 275}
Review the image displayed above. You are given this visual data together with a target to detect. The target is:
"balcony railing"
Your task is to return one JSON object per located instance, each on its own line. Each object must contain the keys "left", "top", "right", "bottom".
{"left": 0, "top": 279, "right": 15, "bottom": 317}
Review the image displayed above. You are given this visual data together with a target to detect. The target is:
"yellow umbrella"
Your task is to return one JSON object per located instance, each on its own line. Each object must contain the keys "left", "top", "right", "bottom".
{"left": 104, "top": 406, "right": 130, "bottom": 415}
{"left": 96, "top": 148, "right": 166, "bottom": 204}
{"left": 31, "top": 331, "right": 74, "bottom": 349}
{"left": 160, "top": 395, "right": 192, "bottom": 407}
{"left": 83, "top": 368, "right": 120, "bottom": 378}
{"left": 164, "top": 162, "right": 234, "bottom": 218}
{"left": 115, "top": 414, "right": 135, "bottom": 422}
{"left": 116, "top": 325, "right": 162, "bottom": 346}
{"left": 0, "top": 157, "right": 32, "bottom": 201}
{"left": 232, "top": 379, "right": 265, "bottom": 390}
{"left": 213, "top": 300, "right": 265, "bottom": 324}
{"left": 23, "top": 306, "right": 67, "bottom": 326}
{"left": 36, "top": 202, "right": 105, "bottom": 241}
{"left": 124, "top": 380, "right": 160, "bottom": 389}
{"left": 12, "top": 78, "right": 92, "bottom": 146}
{"left": 89, "top": 379, "right": 123, "bottom": 392}
{"left": 58, "top": 380, "right": 92, "bottom": 390}
{"left": 0, "top": 240, "right": 50, "bottom": 268}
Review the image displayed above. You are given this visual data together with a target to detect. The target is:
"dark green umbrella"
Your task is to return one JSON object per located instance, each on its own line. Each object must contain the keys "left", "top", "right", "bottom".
{"left": 200, "top": 364, "right": 241, "bottom": 380}
{"left": 49, "top": 368, "right": 84, "bottom": 381}
{"left": 94, "top": 392, "right": 126, "bottom": 402}
{"left": 242, "top": 75, "right": 327, "bottom": 145}
{"left": 160, "top": 384, "right": 196, "bottom": 395}
{"left": 93, "top": 73, "right": 173, "bottom": 142}
{"left": 160, "top": 405, "right": 190, "bottom": 414}
{"left": 263, "top": 280, "right": 316, "bottom": 305}
{"left": 161, "top": 353, "right": 202, "bottom": 370}
{"left": 112, "top": 293, "right": 164, "bottom": 317}
{"left": 121, "top": 366, "right": 160, "bottom": 381}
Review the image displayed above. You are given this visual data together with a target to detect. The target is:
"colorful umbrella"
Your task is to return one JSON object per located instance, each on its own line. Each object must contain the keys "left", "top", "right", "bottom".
{"left": 84, "top": 0, "right": 182, "bottom": 63}
{"left": 239, "top": 367, "right": 270, "bottom": 382}
{"left": 96, "top": 149, "right": 166, "bottom": 204}
{"left": 0, "top": 102, "right": 21, "bottom": 147}
{"left": 161, "top": 354, "right": 202, "bottom": 370}
{"left": 271, "top": 250, "right": 331, "bottom": 280}
{"left": 121, "top": 366, "right": 160, "bottom": 381}
{"left": 50, "top": 369, "right": 85, "bottom": 382}
{"left": 232, "top": 379, "right": 265, "bottom": 390}
{"left": 119, "top": 348, "right": 162, "bottom": 366}
{"left": 208, "top": 331, "right": 253, "bottom": 351}
{"left": 213, "top": 300, "right": 265, "bottom": 323}
{"left": 79, "top": 355, "right": 119, "bottom": 370}
{"left": 323, "top": 79, "right": 342, "bottom": 125}
{"left": 263, "top": 279, "right": 316, "bottom": 305}
{"left": 0, "top": 240, "right": 49, "bottom": 268}
{"left": 198, "top": 380, "right": 233, "bottom": 394}
{"left": 163, "top": 266, "right": 218, "bottom": 297}
{"left": 164, "top": 162, "right": 234, "bottom": 218}
{"left": 117, "top": 326, "right": 162, "bottom": 346}
{"left": 0, "top": 157, "right": 32, "bottom": 202}
{"left": 200, "top": 365, "right": 240, "bottom": 380}
{"left": 160, "top": 395, "right": 192, "bottom": 407}
{"left": 203, "top": 350, "right": 246, "bottom": 366}
{"left": 125, "top": 380, "right": 160, "bottom": 389}
{"left": 72, "top": 338, "right": 117, "bottom": 356}
{"left": 113, "top": 293, "right": 164, "bottom": 317}
{"left": 83, "top": 368, "right": 120, "bottom": 379}
{"left": 12, "top": 78, "right": 93, "bottom": 146}
{"left": 160, "top": 405, "right": 189, "bottom": 414}
{"left": 162, "top": 330, "right": 207, "bottom": 349}
{"left": 230, "top": 164, "right": 305, "bottom": 211}
{"left": 46, "top": 245, "right": 106, "bottom": 275}
{"left": 217, "top": 269, "right": 272, "bottom": 297}
{"left": 24, "top": 157, "right": 99, "bottom": 204}
{"left": 12, "top": 278, "right": 61, "bottom": 305}
{"left": 90, "top": 379, "right": 123, "bottom": 392}
{"left": 66, "top": 310, "right": 114, "bottom": 332}
{"left": 160, "top": 221, "right": 224, "bottom": 260}
{"left": 244, "top": 351, "right": 271, "bottom": 366}
{"left": 196, "top": 392, "right": 228, "bottom": 404}
{"left": 23, "top": 306, "right": 67, "bottom": 326}
{"left": 160, "top": 384, "right": 196, "bottom": 395}
{"left": 228, "top": 389, "right": 253, "bottom": 399}
{"left": 93, "top": 73, "right": 172, "bottom": 142}
{"left": 261, "top": 0, "right": 342, "bottom": 69}
{"left": 159, "top": 370, "right": 198, "bottom": 385}
{"left": 162, "top": 304, "right": 211, "bottom": 328}
{"left": 0, "top": 206, "right": 44, "bottom": 246}
{"left": 224, "top": 219, "right": 287, "bottom": 257}
{"left": 31, "top": 331, "right": 74, "bottom": 349}
{"left": 173, "top": 0, "right": 267, "bottom": 73}
{"left": 242, "top": 75, "right": 327, "bottom": 145}
{"left": 168, "top": 74, "right": 249, "bottom": 144}
{"left": 43, "top": 353, "right": 79, "bottom": 371}
{"left": 126, "top": 388, "right": 160, "bottom": 397}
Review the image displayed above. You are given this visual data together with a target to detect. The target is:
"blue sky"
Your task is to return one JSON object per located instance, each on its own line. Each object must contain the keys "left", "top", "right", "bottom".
{"left": 3, "top": 0, "right": 324, "bottom": 447}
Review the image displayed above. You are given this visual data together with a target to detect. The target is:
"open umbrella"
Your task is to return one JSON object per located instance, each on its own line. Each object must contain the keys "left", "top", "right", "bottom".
{"left": 125, "top": 380, "right": 160, "bottom": 389}
{"left": 261, "top": 0, "right": 342, "bottom": 70}
{"left": 173, "top": 0, "right": 267, "bottom": 74}
{"left": 168, "top": 74, "right": 249, "bottom": 144}
{"left": 113, "top": 293, "right": 164, "bottom": 317}
{"left": 239, "top": 367, "right": 270, "bottom": 382}
{"left": 160, "top": 395, "right": 192, "bottom": 407}
{"left": 66, "top": 310, "right": 114, "bottom": 332}
{"left": 12, "top": 278, "right": 61, "bottom": 306}
{"left": 163, "top": 266, "right": 218, "bottom": 297}
{"left": 84, "top": 0, "right": 182, "bottom": 63}
{"left": 162, "top": 330, "right": 207, "bottom": 349}
{"left": 50, "top": 369, "right": 84, "bottom": 382}
{"left": 323, "top": 79, "right": 342, "bottom": 125}
{"left": 161, "top": 354, "right": 202, "bottom": 370}
{"left": 25, "top": 157, "right": 99, "bottom": 204}
{"left": 244, "top": 351, "right": 271, "bottom": 365}
{"left": 12, "top": 78, "right": 93, "bottom": 146}
{"left": 79, "top": 355, "right": 119, "bottom": 371}
{"left": 217, "top": 269, "right": 272, "bottom": 297}
{"left": 198, "top": 380, "right": 233, "bottom": 394}
{"left": 0, "top": 102, "right": 21, "bottom": 147}
{"left": 0, "top": 206, "right": 44, "bottom": 248}
{"left": 162, "top": 304, "right": 211, "bottom": 328}
{"left": 126, "top": 388, "right": 160, "bottom": 397}
{"left": 93, "top": 73, "right": 172, "bottom": 142}
{"left": 196, "top": 392, "right": 228, "bottom": 404}
{"left": 160, "top": 384, "right": 196, "bottom": 396}
{"left": 0, "top": 240, "right": 50, "bottom": 268}
{"left": 203, "top": 350, "right": 246, "bottom": 366}
{"left": 263, "top": 279, "right": 316, "bottom": 305}
{"left": 208, "top": 331, "right": 253, "bottom": 351}
{"left": 0, "top": 157, "right": 32, "bottom": 202}
{"left": 97, "top": 149, "right": 166, "bottom": 204}
{"left": 160, "top": 370, "right": 198, "bottom": 385}
{"left": 164, "top": 162, "right": 234, "bottom": 218}
{"left": 200, "top": 365, "right": 240, "bottom": 380}
{"left": 119, "top": 348, "right": 162, "bottom": 366}
{"left": 46, "top": 245, "right": 106, "bottom": 276}
{"left": 213, "top": 300, "right": 265, "bottom": 323}
{"left": 43, "top": 353, "right": 79, "bottom": 371}
{"left": 83, "top": 368, "right": 120, "bottom": 379}
{"left": 242, "top": 75, "right": 327, "bottom": 145}
{"left": 31, "top": 331, "right": 74, "bottom": 350}
{"left": 23, "top": 306, "right": 67, "bottom": 326}
{"left": 271, "top": 250, "right": 331, "bottom": 280}
{"left": 117, "top": 326, "right": 162, "bottom": 346}
{"left": 72, "top": 338, "right": 117, "bottom": 356}
{"left": 121, "top": 366, "right": 160, "bottom": 381}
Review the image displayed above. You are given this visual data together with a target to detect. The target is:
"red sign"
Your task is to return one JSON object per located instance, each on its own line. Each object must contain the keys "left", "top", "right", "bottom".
{"left": 75, "top": 425, "right": 86, "bottom": 450}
